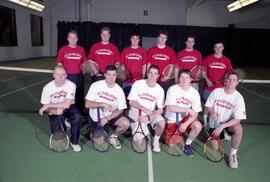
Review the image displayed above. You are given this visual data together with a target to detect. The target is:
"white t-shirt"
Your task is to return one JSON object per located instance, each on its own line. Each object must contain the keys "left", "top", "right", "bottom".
{"left": 85, "top": 80, "right": 127, "bottom": 121}
{"left": 40, "top": 80, "right": 76, "bottom": 105}
{"left": 165, "top": 84, "right": 202, "bottom": 123}
{"left": 205, "top": 88, "right": 247, "bottom": 128}
{"left": 127, "top": 79, "right": 165, "bottom": 120}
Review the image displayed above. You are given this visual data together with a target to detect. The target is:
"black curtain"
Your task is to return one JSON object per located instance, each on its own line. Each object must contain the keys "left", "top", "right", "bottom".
{"left": 57, "top": 21, "right": 270, "bottom": 67}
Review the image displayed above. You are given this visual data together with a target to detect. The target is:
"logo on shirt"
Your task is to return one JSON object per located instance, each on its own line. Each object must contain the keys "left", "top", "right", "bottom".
{"left": 209, "top": 62, "right": 226, "bottom": 69}
{"left": 152, "top": 54, "right": 169, "bottom": 61}
{"left": 176, "top": 97, "right": 192, "bottom": 106}
{"left": 126, "top": 53, "right": 142, "bottom": 60}
{"left": 181, "top": 56, "right": 197, "bottom": 62}
{"left": 139, "top": 93, "right": 156, "bottom": 102}
{"left": 96, "top": 49, "right": 113, "bottom": 55}
{"left": 50, "top": 90, "right": 67, "bottom": 99}
{"left": 98, "top": 91, "right": 117, "bottom": 102}
{"left": 65, "top": 53, "right": 82, "bottom": 60}
{"left": 215, "top": 99, "right": 235, "bottom": 110}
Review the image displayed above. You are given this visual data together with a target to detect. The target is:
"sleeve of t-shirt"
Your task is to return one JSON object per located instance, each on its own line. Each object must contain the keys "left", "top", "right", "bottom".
{"left": 170, "top": 49, "right": 177, "bottom": 64}
{"left": 66, "top": 82, "right": 76, "bottom": 101}
{"left": 142, "top": 48, "right": 148, "bottom": 65}
{"left": 127, "top": 81, "right": 139, "bottom": 101}
{"left": 120, "top": 49, "right": 126, "bottom": 65}
{"left": 177, "top": 52, "right": 183, "bottom": 68}
{"left": 40, "top": 86, "right": 51, "bottom": 105}
{"left": 201, "top": 56, "right": 209, "bottom": 72}
{"left": 226, "top": 58, "right": 233, "bottom": 73}
{"left": 165, "top": 86, "right": 177, "bottom": 106}
{"left": 156, "top": 87, "right": 165, "bottom": 108}
{"left": 81, "top": 48, "right": 87, "bottom": 63}
{"left": 85, "top": 82, "right": 98, "bottom": 101}
{"left": 113, "top": 46, "right": 120, "bottom": 63}
{"left": 57, "top": 47, "right": 64, "bottom": 64}
{"left": 205, "top": 89, "right": 216, "bottom": 108}
{"left": 117, "top": 88, "right": 127, "bottom": 110}
{"left": 197, "top": 51, "right": 203, "bottom": 65}
{"left": 87, "top": 44, "right": 95, "bottom": 60}
{"left": 233, "top": 96, "right": 247, "bottom": 120}
{"left": 147, "top": 49, "right": 153, "bottom": 64}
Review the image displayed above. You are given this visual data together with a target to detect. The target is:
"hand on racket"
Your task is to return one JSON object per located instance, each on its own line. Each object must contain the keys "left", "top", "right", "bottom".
{"left": 160, "top": 64, "right": 174, "bottom": 82}
{"left": 131, "top": 109, "right": 147, "bottom": 153}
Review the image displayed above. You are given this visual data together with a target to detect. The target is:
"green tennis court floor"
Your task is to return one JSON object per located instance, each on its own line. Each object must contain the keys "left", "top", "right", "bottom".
{"left": 0, "top": 112, "right": 270, "bottom": 182}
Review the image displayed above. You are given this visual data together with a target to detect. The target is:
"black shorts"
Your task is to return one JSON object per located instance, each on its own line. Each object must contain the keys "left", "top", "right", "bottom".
{"left": 209, "top": 127, "right": 233, "bottom": 140}
{"left": 88, "top": 113, "right": 125, "bottom": 133}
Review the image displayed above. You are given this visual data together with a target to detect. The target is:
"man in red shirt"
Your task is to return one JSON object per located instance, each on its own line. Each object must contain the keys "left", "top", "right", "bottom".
{"left": 147, "top": 31, "right": 176, "bottom": 93}
{"left": 120, "top": 32, "right": 147, "bottom": 96}
{"left": 87, "top": 27, "right": 120, "bottom": 82}
{"left": 175, "top": 36, "right": 203, "bottom": 90}
{"left": 202, "top": 42, "right": 232, "bottom": 126}
{"left": 57, "top": 30, "right": 87, "bottom": 113}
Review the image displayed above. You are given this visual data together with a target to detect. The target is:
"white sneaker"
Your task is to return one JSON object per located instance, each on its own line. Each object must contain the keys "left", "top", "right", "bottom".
{"left": 70, "top": 143, "right": 81, "bottom": 152}
{"left": 109, "top": 135, "right": 122, "bottom": 149}
{"left": 152, "top": 139, "right": 161, "bottom": 153}
{"left": 64, "top": 119, "right": 71, "bottom": 129}
{"left": 229, "top": 153, "right": 238, "bottom": 169}
{"left": 224, "top": 131, "right": 232, "bottom": 141}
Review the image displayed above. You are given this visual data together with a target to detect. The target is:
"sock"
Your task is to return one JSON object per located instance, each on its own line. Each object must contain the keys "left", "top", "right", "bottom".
{"left": 231, "top": 148, "right": 238, "bottom": 155}
{"left": 111, "top": 133, "right": 118, "bottom": 138}
{"left": 154, "top": 135, "right": 160, "bottom": 142}
{"left": 185, "top": 138, "right": 193, "bottom": 145}
{"left": 203, "top": 114, "right": 208, "bottom": 125}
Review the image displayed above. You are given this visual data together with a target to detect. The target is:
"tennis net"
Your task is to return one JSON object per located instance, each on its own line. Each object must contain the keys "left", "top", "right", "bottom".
{"left": 0, "top": 66, "right": 53, "bottom": 112}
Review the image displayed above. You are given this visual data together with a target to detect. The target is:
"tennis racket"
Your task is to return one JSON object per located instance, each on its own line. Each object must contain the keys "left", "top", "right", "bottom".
{"left": 164, "top": 113, "right": 188, "bottom": 156}
{"left": 131, "top": 109, "right": 147, "bottom": 153}
{"left": 116, "top": 64, "right": 132, "bottom": 81}
{"left": 160, "top": 64, "right": 175, "bottom": 82}
{"left": 82, "top": 60, "right": 100, "bottom": 76}
{"left": 204, "top": 121, "right": 225, "bottom": 162}
{"left": 91, "top": 107, "right": 110, "bottom": 152}
{"left": 49, "top": 115, "right": 70, "bottom": 153}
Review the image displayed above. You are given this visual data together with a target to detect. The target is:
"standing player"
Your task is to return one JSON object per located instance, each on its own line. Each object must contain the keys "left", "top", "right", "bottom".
{"left": 147, "top": 31, "right": 176, "bottom": 93}
{"left": 57, "top": 30, "right": 87, "bottom": 114}
{"left": 165, "top": 69, "right": 202, "bottom": 157}
{"left": 205, "top": 71, "right": 246, "bottom": 168}
{"left": 175, "top": 36, "right": 203, "bottom": 90}
{"left": 85, "top": 65, "right": 130, "bottom": 149}
{"left": 39, "top": 65, "right": 82, "bottom": 152}
{"left": 128, "top": 65, "right": 165, "bottom": 153}
{"left": 120, "top": 33, "right": 147, "bottom": 96}
{"left": 87, "top": 27, "right": 120, "bottom": 81}
{"left": 202, "top": 42, "right": 232, "bottom": 126}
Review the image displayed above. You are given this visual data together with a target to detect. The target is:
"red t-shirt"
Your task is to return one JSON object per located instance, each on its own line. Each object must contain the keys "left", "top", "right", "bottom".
{"left": 177, "top": 49, "right": 202, "bottom": 70}
{"left": 88, "top": 42, "right": 120, "bottom": 73}
{"left": 120, "top": 46, "right": 147, "bottom": 81}
{"left": 57, "top": 45, "right": 87, "bottom": 74}
{"left": 147, "top": 45, "right": 176, "bottom": 74}
{"left": 202, "top": 54, "right": 232, "bottom": 91}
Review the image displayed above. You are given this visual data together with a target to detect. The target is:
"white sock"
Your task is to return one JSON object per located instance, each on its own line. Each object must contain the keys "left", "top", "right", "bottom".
{"left": 154, "top": 135, "right": 160, "bottom": 141}
{"left": 111, "top": 133, "right": 118, "bottom": 138}
{"left": 185, "top": 138, "right": 193, "bottom": 145}
{"left": 203, "top": 114, "right": 208, "bottom": 125}
{"left": 231, "top": 148, "right": 238, "bottom": 155}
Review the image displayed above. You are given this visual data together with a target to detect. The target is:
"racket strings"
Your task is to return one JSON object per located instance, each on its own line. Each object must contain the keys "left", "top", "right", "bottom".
{"left": 50, "top": 131, "right": 69, "bottom": 152}
{"left": 204, "top": 139, "right": 224, "bottom": 162}
{"left": 92, "top": 129, "right": 110, "bottom": 152}
{"left": 132, "top": 132, "right": 147, "bottom": 153}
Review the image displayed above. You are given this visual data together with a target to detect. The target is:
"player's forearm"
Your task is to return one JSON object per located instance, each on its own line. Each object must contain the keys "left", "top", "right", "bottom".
{"left": 205, "top": 107, "right": 215, "bottom": 115}
{"left": 46, "top": 99, "right": 72, "bottom": 109}
{"left": 108, "top": 109, "right": 123, "bottom": 121}
{"left": 221, "top": 119, "right": 241, "bottom": 129}
{"left": 85, "top": 100, "right": 106, "bottom": 109}
{"left": 149, "top": 108, "right": 163, "bottom": 119}
{"left": 168, "top": 105, "right": 191, "bottom": 114}
{"left": 184, "top": 113, "right": 198, "bottom": 126}
{"left": 129, "top": 100, "right": 149, "bottom": 113}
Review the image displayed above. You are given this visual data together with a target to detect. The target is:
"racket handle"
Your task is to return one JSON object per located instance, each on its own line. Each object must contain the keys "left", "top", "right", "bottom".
{"left": 176, "top": 112, "right": 179, "bottom": 125}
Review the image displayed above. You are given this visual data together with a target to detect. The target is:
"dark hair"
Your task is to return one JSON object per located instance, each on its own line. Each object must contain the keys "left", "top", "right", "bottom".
{"left": 186, "top": 35, "right": 196, "bottom": 42}
{"left": 131, "top": 32, "right": 141, "bottom": 38}
{"left": 178, "top": 69, "right": 192, "bottom": 78}
{"left": 105, "top": 65, "right": 117, "bottom": 72}
{"left": 67, "top": 30, "right": 78, "bottom": 37}
{"left": 158, "top": 30, "right": 168, "bottom": 37}
{"left": 148, "top": 65, "right": 160, "bottom": 74}
{"left": 226, "top": 69, "right": 245, "bottom": 81}
{"left": 100, "top": 26, "right": 111, "bottom": 33}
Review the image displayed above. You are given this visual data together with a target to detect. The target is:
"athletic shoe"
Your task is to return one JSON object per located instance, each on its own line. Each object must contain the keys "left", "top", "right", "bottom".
{"left": 70, "top": 143, "right": 81, "bottom": 152}
{"left": 109, "top": 135, "right": 122, "bottom": 149}
{"left": 183, "top": 144, "right": 194, "bottom": 157}
{"left": 152, "top": 139, "right": 161, "bottom": 152}
{"left": 229, "top": 153, "right": 238, "bottom": 169}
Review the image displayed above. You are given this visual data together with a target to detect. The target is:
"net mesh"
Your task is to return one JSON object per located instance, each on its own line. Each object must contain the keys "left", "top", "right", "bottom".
{"left": 0, "top": 66, "right": 53, "bottom": 112}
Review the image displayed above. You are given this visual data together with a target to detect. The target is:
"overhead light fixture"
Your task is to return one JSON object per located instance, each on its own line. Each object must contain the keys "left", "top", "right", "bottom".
{"left": 8, "top": 0, "right": 45, "bottom": 12}
{"left": 227, "top": 0, "right": 259, "bottom": 12}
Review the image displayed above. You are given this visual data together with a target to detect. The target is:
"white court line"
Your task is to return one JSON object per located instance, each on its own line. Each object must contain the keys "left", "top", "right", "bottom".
{"left": 147, "top": 137, "right": 154, "bottom": 182}
{"left": 0, "top": 79, "right": 50, "bottom": 98}
{"left": 239, "top": 85, "right": 270, "bottom": 102}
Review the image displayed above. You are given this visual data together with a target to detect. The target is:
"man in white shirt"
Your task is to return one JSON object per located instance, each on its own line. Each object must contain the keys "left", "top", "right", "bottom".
{"left": 39, "top": 65, "right": 82, "bottom": 152}
{"left": 205, "top": 71, "right": 246, "bottom": 169}
{"left": 165, "top": 69, "right": 202, "bottom": 157}
{"left": 85, "top": 65, "right": 130, "bottom": 149}
{"left": 128, "top": 65, "right": 165, "bottom": 152}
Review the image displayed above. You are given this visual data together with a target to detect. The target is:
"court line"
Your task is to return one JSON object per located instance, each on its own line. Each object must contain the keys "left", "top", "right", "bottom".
{"left": 147, "top": 138, "right": 154, "bottom": 182}
{"left": 0, "top": 79, "right": 50, "bottom": 98}
{"left": 239, "top": 85, "right": 270, "bottom": 102}
{"left": 0, "top": 74, "right": 29, "bottom": 83}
